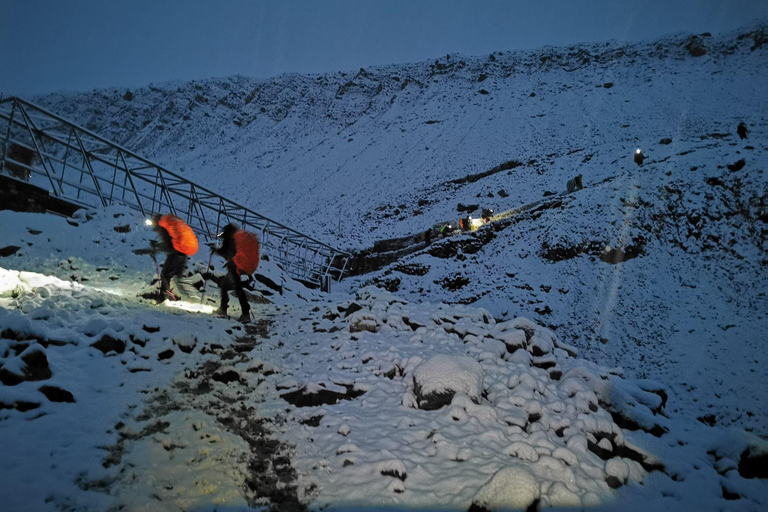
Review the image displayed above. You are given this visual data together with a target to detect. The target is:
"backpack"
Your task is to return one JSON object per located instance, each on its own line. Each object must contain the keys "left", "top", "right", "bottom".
{"left": 232, "top": 230, "right": 260, "bottom": 275}
{"left": 158, "top": 215, "right": 199, "bottom": 256}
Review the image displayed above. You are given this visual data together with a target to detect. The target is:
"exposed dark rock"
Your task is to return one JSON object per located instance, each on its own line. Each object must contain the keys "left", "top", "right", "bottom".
{"left": 300, "top": 415, "right": 323, "bottom": 427}
{"left": 609, "top": 409, "right": 667, "bottom": 438}
{"left": 39, "top": 385, "right": 76, "bottom": 403}
{"left": 436, "top": 274, "right": 470, "bottom": 291}
{"left": 281, "top": 385, "right": 365, "bottom": 408}
{"left": 457, "top": 203, "right": 479, "bottom": 213}
{"left": 113, "top": 224, "right": 131, "bottom": 233}
{"left": 373, "top": 276, "right": 400, "bottom": 292}
{"left": 393, "top": 263, "right": 430, "bottom": 276}
{"left": 1, "top": 348, "right": 53, "bottom": 386}
{"left": 414, "top": 390, "right": 456, "bottom": 411}
{"left": 91, "top": 335, "right": 126, "bottom": 354}
{"left": 603, "top": 82, "right": 614, "bottom": 88}
{"left": 706, "top": 177, "right": 725, "bottom": 187}
{"left": 0, "top": 400, "right": 40, "bottom": 412}
{"left": 381, "top": 468, "right": 407, "bottom": 481}
{"left": 448, "top": 160, "right": 523, "bottom": 186}
{"left": 727, "top": 159, "right": 746, "bottom": 172}
{"left": 722, "top": 486, "right": 742, "bottom": 500}
{"left": 212, "top": 368, "right": 241, "bottom": 384}
{"left": 599, "top": 238, "right": 646, "bottom": 264}
{"left": 685, "top": 36, "right": 707, "bottom": 56}
{"left": 22, "top": 348, "right": 52, "bottom": 381}
{"left": 428, "top": 229, "right": 495, "bottom": 260}
{"left": 158, "top": 349, "right": 174, "bottom": 360}
{"left": 660, "top": 138, "right": 673, "bottom": 145}
{"left": 0, "top": 245, "right": 21, "bottom": 257}
{"left": 343, "top": 302, "right": 363, "bottom": 317}
{"left": 739, "top": 448, "right": 768, "bottom": 479}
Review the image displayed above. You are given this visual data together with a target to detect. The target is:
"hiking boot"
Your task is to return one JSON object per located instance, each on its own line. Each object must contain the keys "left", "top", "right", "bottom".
{"left": 237, "top": 312, "right": 251, "bottom": 324}
{"left": 215, "top": 308, "right": 228, "bottom": 318}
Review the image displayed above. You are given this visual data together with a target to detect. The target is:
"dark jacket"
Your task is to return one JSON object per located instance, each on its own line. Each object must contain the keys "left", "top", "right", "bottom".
{"left": 215, "top": 224, "right": 238, "bottom": 268}
{"left": 152, "top": 224, "right": 175, "bottom": 254}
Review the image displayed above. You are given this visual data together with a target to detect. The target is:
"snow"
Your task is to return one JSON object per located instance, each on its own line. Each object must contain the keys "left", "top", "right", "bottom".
{"left": 411, "top": 354, "right": 484, "bottom": 402}
{"left": 471, "top": 465, "right": 541, "bottom": 510}
{"left": 1, "top": 21, "right": 768, "bottom": 512}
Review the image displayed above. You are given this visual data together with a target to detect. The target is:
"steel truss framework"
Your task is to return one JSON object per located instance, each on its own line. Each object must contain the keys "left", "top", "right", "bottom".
{"left": 0, "top": 97, "right": 350, "bottom": 288}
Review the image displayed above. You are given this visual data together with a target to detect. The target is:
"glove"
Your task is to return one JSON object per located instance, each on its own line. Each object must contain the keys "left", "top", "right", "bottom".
{"left": 134, "top": 241, "right": 158, "bottom": 256}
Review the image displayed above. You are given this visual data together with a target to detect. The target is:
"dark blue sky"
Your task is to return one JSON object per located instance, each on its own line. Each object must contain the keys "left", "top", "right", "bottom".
{"left": 1, "top": 0, "right": 766, "bottom": 96}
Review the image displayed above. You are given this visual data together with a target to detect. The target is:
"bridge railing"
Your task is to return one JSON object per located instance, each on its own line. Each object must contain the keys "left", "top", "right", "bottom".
{"left": 0, "top": 96, "right": 350, "bottom": 288}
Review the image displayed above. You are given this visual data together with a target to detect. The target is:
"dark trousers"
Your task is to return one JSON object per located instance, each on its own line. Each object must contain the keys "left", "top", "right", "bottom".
{"left": 161, "top": 252, "right": 187, "bottom": 296}
{"left": 219, "top": 263, "right": 249, "bottom": 315}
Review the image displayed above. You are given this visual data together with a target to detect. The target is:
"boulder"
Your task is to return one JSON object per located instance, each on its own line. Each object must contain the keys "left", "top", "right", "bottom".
{"left": 412, "top": 355, "right": 483, "bottom": 410}
{"left": 471, "top": 465, "right": 540, "bottom": 511}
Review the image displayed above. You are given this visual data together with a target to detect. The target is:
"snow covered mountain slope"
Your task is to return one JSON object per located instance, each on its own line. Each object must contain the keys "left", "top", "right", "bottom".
{"left": 31, "top": 25, "right": 767, "bottom": 245}
{"left": 1, "top": 208, "right": 766, "bottom": 512}
{"left": 1, "top": 21, "right": 766, "bottom": 512}
{"left": 29, "top": 23, "right": 768, "bottom": 434}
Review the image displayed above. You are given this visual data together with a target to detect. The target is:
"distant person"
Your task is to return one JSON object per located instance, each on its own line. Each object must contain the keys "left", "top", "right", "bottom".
{"left": 141, "top": 214, "right": 199, "bottom": 301}
{"left": 212, "top": 224, "right": 260, "bottom": 323}
{"left": 4, "top": 143, "right": 37, "bottom": 181}
{"left": 737, "top": 122, "right": 748, "bottom": 140}
{"left": 634, "top": 149, "right": 645, "bottom": 166}
{"left": 566, "top": 174, "right": 584, "bottom": 193}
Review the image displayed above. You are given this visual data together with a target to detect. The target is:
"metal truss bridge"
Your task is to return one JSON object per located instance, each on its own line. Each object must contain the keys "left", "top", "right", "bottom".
{"left": 0, "top": 96, "right": 350, "bottom": 290}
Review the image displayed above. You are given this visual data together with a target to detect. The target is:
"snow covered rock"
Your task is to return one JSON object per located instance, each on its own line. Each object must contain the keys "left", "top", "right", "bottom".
{"left": 172, "top": 332, "right": 198, "bottom": 354}
{"left": 471, "top": 465, "right": 541, "bottom": 511}
{"left": 0, "top": 344, "right": 52, "bottom": 386}
{"left": 411, "top": 354, "right": 483, "bottom": 410}
{"left": 348, "top": 310, "right": 379, "bottom": 333}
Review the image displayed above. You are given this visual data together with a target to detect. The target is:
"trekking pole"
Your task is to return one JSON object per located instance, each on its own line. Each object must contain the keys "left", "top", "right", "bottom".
{"left": 149, "top": 251, "right": 161, "bottom": 283}
{"left": 199, "top": 246, "right": 215, "bottom": 304}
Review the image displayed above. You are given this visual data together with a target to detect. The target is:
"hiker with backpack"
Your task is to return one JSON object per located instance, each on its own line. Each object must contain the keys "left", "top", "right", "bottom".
{"left": 212, "top": 223, "right": 260, "bottom": 323}
{"left": 141, "top": 213, "right": 199, "bottom": 301}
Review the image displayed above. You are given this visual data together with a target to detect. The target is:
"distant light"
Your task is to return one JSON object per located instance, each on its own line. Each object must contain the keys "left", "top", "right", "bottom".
{"left": 145, "top": 218, "right": 153, "bottom": 226}
{"left": 635, "top": 148, "right": 642, "bottom": 154}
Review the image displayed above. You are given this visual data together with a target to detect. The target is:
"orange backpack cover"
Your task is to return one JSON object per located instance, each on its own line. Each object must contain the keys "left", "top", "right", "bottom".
{"left": 232, "top": 230, "right": 260, "bottom": 275}
{"left": 158, "top": 215, "right": 199, "bottom": 256}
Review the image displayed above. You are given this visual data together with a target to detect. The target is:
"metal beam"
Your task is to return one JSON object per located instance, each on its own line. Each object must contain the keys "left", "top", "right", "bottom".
{"left": 0, "top": 96, "right": 351, "bottom": 287}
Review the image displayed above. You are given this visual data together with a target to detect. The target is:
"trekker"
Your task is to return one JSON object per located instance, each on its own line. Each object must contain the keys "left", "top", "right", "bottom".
{"left": 4, "top": 143, "right": 38, "bottom": 181}
{"left": 213, "top": 223, "right": 260, "bottom": 323}
{"left": 143, "top": 213, "right": 199, "bottom": 301}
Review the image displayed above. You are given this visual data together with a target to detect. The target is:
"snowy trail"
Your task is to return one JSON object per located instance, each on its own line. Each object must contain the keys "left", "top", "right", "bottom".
{"left": 1, "top": 205, "right": 767, "bottom": 511}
